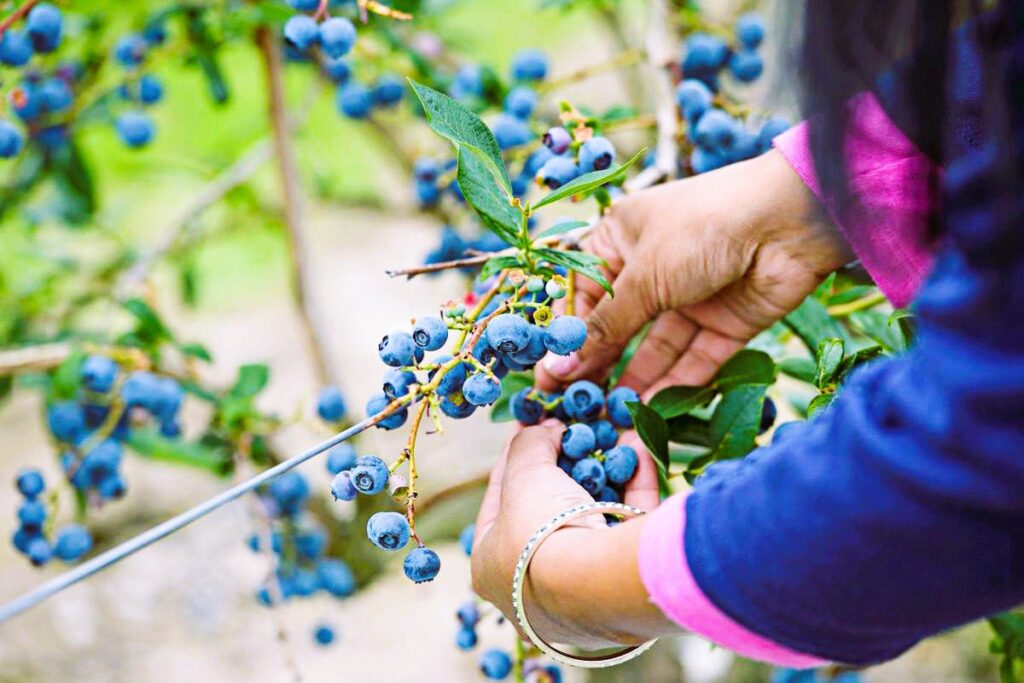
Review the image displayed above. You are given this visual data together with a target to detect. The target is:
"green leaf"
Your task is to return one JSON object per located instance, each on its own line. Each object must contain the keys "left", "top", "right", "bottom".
{"left": 649, "top": 385, "right": 716, "bottom": 419}
{"left": 715, "top": 349, "right": 775, "bottom": 391}
{"left": 533, "top": 219, "right": 589, "bottom": 242}
{"left": 490, "top": 372, "right": 534, "bottom": 423}
{"left": 49, "top": 349, "right": 85, "bottom": 402}
{"left": 778, "top": 357, "right": 817, "bottom": 384}
{"left": 666, "top": 414, "right": 711, "bottom": 447}
{"left": 533, "top": 248, "right": 613, "bottom": 296}
{"left": 480, "top": 255, "right": 523, "bottom": 280}
{"left": 180, "top": 342, "right": 212, "bottom": 362}
{"left": 456, "top": 146, "right": 521, "bottom": 246}
{"left": 124, "top": 298, "right": 174, "bottom": 343}
{"left": 708, "top": 384, "right": 768, "bottom": 459}
{"left": 838, "top": 344, "right": 884, "bottom": 379}
{"left": 625, "top": 401, "right": 669, "bottom": 475}
{"left": 815, "top": 337, "right": 845, "bottom": 389}
{"left": 229, "top": 364, "right": 269, "bottom": 399}
{"left": 849, "top": 309, "right": 905, "bottom": 352}
{"left": 531, "top": 148, "right": 646, "bottom": 210}
{"left": 807, "top": 392, "right": 836, "bottom": 417}
{"left": 409, "top": 80, "right": 512, "bottom": 193}
{"left": 784, "top": 296, "right": 848, "bottom": 357}
{"left": 127, "top": 429, "right": 232, "bottom": 476}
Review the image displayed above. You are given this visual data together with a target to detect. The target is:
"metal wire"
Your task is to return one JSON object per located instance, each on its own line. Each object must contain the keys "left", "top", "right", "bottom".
{"left": 0, "top": 415, "right": 377, "bottom": 624}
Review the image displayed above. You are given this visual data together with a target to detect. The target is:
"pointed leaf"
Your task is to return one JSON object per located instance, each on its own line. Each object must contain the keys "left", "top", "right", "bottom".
{"left": 625, "top": 401, "right": 669, "bottom": 475}
{"left": 456, "top": 146, "right": 521, "bottom": 245}
{"left": 532, "top": 148, "right": 646, "bottom": 210}
{"left": 534, "top": 248, "right": 613, "bottom": 296}
{"left": 784, "top": 296, "right": 848, "bottom": 357}
{"left": 533, "top": 219, "right": 589, "bottom": 242}
{"left": 666, "top": 414, "right": 711, "bottom": 447}
{"left": 815, "top": 337, "right": 845, "bottom": 389}
{"left": 650, "top": 385, "right": 716, "bottom": 419}
{"left": 714, "top": 349, "right": 775, "bottom": 391}
{"left": 708, "top": 384, "right": 768, "bottom": 459}
{"left": 229, "top": 364, "right": 269, "bottom": 399}
{"left": 807, "top": 392, "right": 836, "bottom": 417}
{"left": 778, "top": 357, "right": 817, "bottom": 384}
{"left": 480, "top": 255, "right": 523, "bottom": 280}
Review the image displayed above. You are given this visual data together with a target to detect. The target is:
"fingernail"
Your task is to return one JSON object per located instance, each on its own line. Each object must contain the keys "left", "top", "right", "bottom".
{"left": 543, "top": 352, "right": 579, "bottom": 378}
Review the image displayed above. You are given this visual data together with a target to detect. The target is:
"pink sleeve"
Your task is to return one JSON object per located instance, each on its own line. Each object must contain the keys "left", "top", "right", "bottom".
{"left": 638, "top": 493, "right": 828, "bottom": 668}
{"left": 773, "top": 92, "right": 939, "bottom": 308}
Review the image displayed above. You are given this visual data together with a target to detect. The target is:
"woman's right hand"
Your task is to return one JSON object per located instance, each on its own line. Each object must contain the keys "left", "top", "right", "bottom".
{"left": 538, "top": 149, "right": 855, "bottom": 397}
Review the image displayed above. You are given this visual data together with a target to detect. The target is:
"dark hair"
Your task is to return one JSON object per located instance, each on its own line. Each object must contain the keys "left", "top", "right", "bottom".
{"left": 790, "top": 0, "right": 1020, "bottom": 263}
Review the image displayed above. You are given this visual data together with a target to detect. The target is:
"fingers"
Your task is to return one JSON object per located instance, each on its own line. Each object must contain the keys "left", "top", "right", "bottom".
{"left": 618, "top": 432, "right": 660, "bottom": 512}
{"left": 615, "top": 310, "right": 699, "bottom": 396}
{"left": 502, "top": 419, "right": 563, "bottom": 478}
{"left": 642, "top": 328, "right": 747, "bottom": 400}
{"left": 472, "top": 437, "right": 512, "bottom": 552}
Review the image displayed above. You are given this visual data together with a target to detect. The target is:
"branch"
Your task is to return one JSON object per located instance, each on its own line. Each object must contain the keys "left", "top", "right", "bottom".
{"left": 629, "top": 0, "right": 680, "bottom": 188}
{"left": 538, "top": 48, "right": 646, "bottom": 95}
{"left": 0, "top": 0, "right": 40, "bottom": 35}
{"left": 0, "top": 342, "right": 72, "bottom": 375}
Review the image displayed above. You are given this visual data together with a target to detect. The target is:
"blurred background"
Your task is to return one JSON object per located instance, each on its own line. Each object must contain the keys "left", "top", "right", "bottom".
{"left": 0, "top": 0, "right": 1006, "bottom": 680}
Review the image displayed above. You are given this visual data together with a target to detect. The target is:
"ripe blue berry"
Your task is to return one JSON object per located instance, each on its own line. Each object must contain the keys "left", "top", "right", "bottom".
{"left": 82, "top": 355, "right": 118, "bottom": 393}
{"left": 322, "top": 56, "right": 351, "bottom": 84}
{"left": 690, "top": 146, "right": 728, "bottom": 174}
{"left": 26, "top": 3, "right": 62, "bottom": 53}
{"left": 142, "top": 20, "right": 167, "bottom": 45}
{"left": 606, "top": 386, "right": 639, "bottom": 427}
{"left": 314, "top": 624, "right": 335, "bottom": 646}
{"left": 116, "top": 111, "right": 155, "bottom": 147}
{"left": 682, "top": 33, "right": 729, "bottom": 75}
{"left": 571, "top": 457, "right": 607, "bottom": 495}
{"left": 47, "top": 401, "right": 86, "bottom": 444}
{"left": 54, "top": 524, "right": 92, "bottom": 562}
{"left": 27, "top": 536, "right": 52, "bottom": 566}
{"left": 412, "top": 315, "right": 449, "bottom": 351}
{"left": 456, "top": 625, "right": 478, "bottom": 650}
{"left": 728, "top": 50, "right": 764, "bottom": 83}
{"left": 759, "top": 397, "right": 777, "bottom": 434}
{"left": 319, "top": 17, "right": 356, "bottom": 58}
{"left": 504, "top": 86, "right": 537, "bottom": 119}
{"left": 331, "top": 470, "right": 358, "bottom": 501}
{"left": 544, "top": 315, "right": 587, "bottom": 356}
{"left": 537, "top": 156, "right": 578, "bottom": 189}
{"left": 113, "top": 34, "right": 147, "bottom": 67}
{"left": 451, "top": 64, "right": 483, "bottom": 99}
{"left": 480, "top": 649, "right": 513, "bottom": 680}
{"left": 317, "top": 385, "right": 347, "bottom": 421}
{"left": 676, "top": 79, "right": 713, "bottom": 123}
{"left": 561, "top": 423, "right": 596, "bottom": 460}
{"left": 440, "top": 390, "right": 477, "bottom": 419}
{"left": 589, "top": 419, "right": 619, "bottom": 451}
{"left": 416, "top": 179, "right": 440, "bottom": 206}
{"left": 492, "top": 113, "right": 533, "bottom": 150}
{"left": 730, "top": 129, "right": 760, "bottom": 162}
{"left": 0, "top": 118, "right": 24, "bottom": 159}
{"left": 373, "top": 74, "right": 405, "bottom": 107}
{"left": 579, "top": 136, "right": 616, "bottom": 173}
{"left": 379, "top": 330, "right": 417, "bottom": 367}
{"left": 735, "top": 12, "right": 766, "bottom": 50}
{"left": 757, "top": 117, "right": 791, "bottom": 153}
{"left": 459, "top": 523, "right": 475, "bottom": 556}
{"left": 457, "top": 600, "right": 480, "bottom": 627}
{"left": 543, "top": 127, "right": 571, "bottom": 154}
{"left": 337, "top": 82, "right": 373, "bottom": 118}
{"left": 596, "top": 486, "right": 621, "bottom": 503}
{"left": 366, "top": 392, "right": 409, "bottom": 429}
{"left": 318, "top": 558, "right": 356, "bottom": 597}
{"left": 382, "top": 369, "right": 417, "bottom": 400}
{"left": 37, "top": 78, "right": 71, "bottom": 113}
{"left": 286, "top": 0, "right": 319, "bottom": 9}
{"left": 350, "top": 455, "right": 389, "bottom": 495}
{"left": 269, "top": 471, "right": 309, "bottom": 516}
{"left": 462, "top": 373, "right": 501, "bottom": 406}
{"left": 16, "top": 468, "right": 45, "bottom": 499}
{"left": 414, "top": 157, "right": 440, "bottom": 183}
{"left": 138, "top": 74, "right": 164, "bottom": 105}
{"left": 0, "top": 30, "right": 33, "bottom": 67}
{"left": 562, "top": 380, "right": 605, "bottom": 421}
{"left": 508, "top": 324, "right": 547, "bottom": 366}
{"left": 283, "top": 15, "right": 319, "bottom": 51}
{"left": 430, "top": 355, "right": 468, "bottom": 396}
{"left": 487, "top": 314, "right": 531, "bottom": 354}
{"left": 18, "top": 500, "right": 46, "bottom": 531}
{"left": 403, "top": 546, "right": 441, "bottom": 583}
{"left": 604, "top": 445, "right": 638, "bottom": 484}
{"left": 366, "top": 511, "right": 410, "bottom": 551}
{"left": 296, "top": 529, "right": 327, "bottom": 560}
{"left": 695, "top": 109, "right": 739, "bottom": 153}
{"left": 511, "top": 49, "right": 548, "bottom": 81}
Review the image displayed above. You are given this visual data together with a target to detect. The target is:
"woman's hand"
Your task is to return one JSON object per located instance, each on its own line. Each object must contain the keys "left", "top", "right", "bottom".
{"left": 471, "top": 421, "right": 678, "bottom": 649}
{"left": 538, "top": 149, "right": 853, "bottom": 397}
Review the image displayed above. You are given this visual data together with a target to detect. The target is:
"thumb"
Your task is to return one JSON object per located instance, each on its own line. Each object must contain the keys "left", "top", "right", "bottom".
{"left": 502, "top": 420, "right": 563, "bottom": 478}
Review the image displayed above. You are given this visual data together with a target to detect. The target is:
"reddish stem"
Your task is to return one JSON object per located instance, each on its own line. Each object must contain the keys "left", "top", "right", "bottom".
{"left": 0, "top": 0, "right": 40, "bottom": 35}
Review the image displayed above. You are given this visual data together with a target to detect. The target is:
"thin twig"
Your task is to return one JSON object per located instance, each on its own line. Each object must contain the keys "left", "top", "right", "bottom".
{"left": 538, "top": 48, "right": 646, "bottom": 95}
{"left": 0, "top": 0, "right": 40, "bottom": 35}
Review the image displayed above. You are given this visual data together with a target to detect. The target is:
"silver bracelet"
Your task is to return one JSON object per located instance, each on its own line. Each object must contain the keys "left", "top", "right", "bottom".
{"left": 511, "top": 501, "right": 658, "bottom": 669}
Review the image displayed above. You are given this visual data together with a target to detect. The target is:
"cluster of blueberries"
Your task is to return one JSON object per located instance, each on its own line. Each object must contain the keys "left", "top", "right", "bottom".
{"left": 11, "top": 468, "right": 92, "bottom": 566}
{"left": 281, "top": 0, "right": 405, "bottom": 120}
{"left": 110, "top": 25, "right": 169, "bottom": 148}
{"left": 676, "top": 13, "right": 792, "bottom": 173}
{"left": 250, "top": 468, "right": 358, "bottom": 609}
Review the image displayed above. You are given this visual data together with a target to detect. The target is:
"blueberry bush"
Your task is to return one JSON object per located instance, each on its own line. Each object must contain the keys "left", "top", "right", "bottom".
{"left": 1, "top": 0, "right": 1020, "bottom": 681}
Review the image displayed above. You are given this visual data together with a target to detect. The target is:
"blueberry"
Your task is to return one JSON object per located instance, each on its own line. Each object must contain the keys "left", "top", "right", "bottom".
{"left": 557, "top": 455, "right": 574, "bottom": 474}
{"left": 138, "top": 74, "right": 164, "bottom": 104}
{"left": 759, "top": 397, "right": 777, "bottom": 434}
{"left": 457, "top": 600, "right": 479, "bottom": 627}
{"left": 695, "top": 109, "right": 739, "bottom": 153}
{"left": 286, "top": 0, "right": 319, "bottom": 8}
{"left": 382, "top": 369, "right": 417, "bottom": 400}
{"left": 27, "top": 537, "right": 52, "bottom": 566}
{"left": 379, "top": 330, "right": 417, "bottom": 367}
{"left": 314, "top": 624, "right": 335, "bottom": 646}
{"left": 18, "top": 500, "right": 46, "bottom": 531}
{"left": 414, "top": 157, "right": 440, "bottom": 183}
{"left": 604, "top": 445, "right": 638, "bottom": 484}
{"left": 26, "top": 3, "right": 62, "bottom": 53}
{"left": 37, "top": 78, "right": 71, "bottom": 113}
{"left": 314, "top": 385, "right": 346, "bottom": 422}
{"left": 319, "top": 17, "right": 356, "bottom": 58}
{"left": 676, "top": 79, "right": 713, "bottom": 123}
{"left": 462, "top": 373, "right": 501, "bottom": 406}
{"left": 403, "top": 546, "right": 441, "bottom": 583}
{"left": 415, "top": 179, "right": 440, "bottom": 206}
{"left": 142, "top": 20, "right": 167, "bottom": 45}
{"left": 350, "top": 455, "right": 389, "bottom": 494}
{"left": 544, "top": 316, "right": 587, "bottom": 356}
{"left": 562, "top": 380, "right": 605, "bottom": 421}
{"left": 728, "top": 50, "right": 764, "bottom": 83}
{"left": 504, "top": 86, "right": 537, "bottom": 119}
{"left": 0, "top": 119, "right": 23, "bottom": 159}
{"left": 511, "top": 49, "right": 548, "bottom": 81}
{"left": 492, "top": 113, "right": 533, "bottom": 150}
{"left": 54, "top": 524, "right": 92, "bottom": 562}
{"left": 16, "top": 468, "right": 45, "bottom": 499}
{"left": 0, "top": 30, "right": 33, "bottom": 67}
{"left": 113, "top": 34, "right": 147, "bottom": 67}
{"left": 331, "top": 470, "right": 358, "bottom": 501}
{"left": 318, "top": 558, "right": 356, "bottom": 597}
{"left": 296, "top": 529, "right": 327, "bottom": 560}
{"left": 596, "top": 486, "right": 621, "bottom": 503}
{"left": 571, "top": 457, "right": 607, "bottom": 495}
{"left": 578, "top": 137, "right": 616, "bottom": 173}
{"left": 283, "top": 15, "right": 319, "bottom": 51}
{"left": 729, "top": 129, "right": 760, "bottom": 162}
{"left": 735, "top": 12, "right": 766, "bottom": 50}
{"left": 440, "top": 390, "right": 477, "bottom": 419}
{"left": 12, "top": 526, "right": 39, "bottom": 554}
{"left": 373, "top": 74, "right": 405, "bottom": 107}
{"left": 366, "top": 511, "right": 410, "bottom": 550}
{"left": 537, "top": 155, "right": 579, "bottom": 189}
{"left": 543, "top": 127, "right": 571, "bottom": 154}
{"left": 82, "top": 355, "right": 118, "bottom": 393}
{"left": 459, "top": 523, "right": 475, "bottom": 556}
{"left": 47, "top": 401, "right": 86, "bottom": 444}
{"left": 412, "top": 316, "right": 449, "bottom": 351}
{"left": 589, "top": 419, "right": 619, "bottom": 450}
{"left": 487, "top": 314, "right": 531, "bottom": 354}
{"left": 268, "top": 471, "right": 309, "bottom": 516}
{"left": 430, "top": 355, "right": 469, "bottom": 396}
{"left": 682, "top": 33, "right": 729, "bottom": 74}
{"left": 690, "top": 146, "right": 729, "bottom": 174}
{"left": 116, "top": 111, "right": 155, "bottom": 147}
{"left": 545, "top": 277, "right": 567, "bottom": 299}
{"left": 450, "top": 64, "right": 483, "bottom": 99}
{"left": 322, "top": 57, "right": 351, "bottom": 84}
{"left": 337, "top": 82, "right": 373, "bottom": 118}
{"left": 366, "top": 392, "right": 409, "bottom": 429}
{"left": 757, "top": 117, "right": 791, "bottom": 153}
{"left": 561, "top": 423, "right": 596, "bottom": 460}
{"left": 293, "top": 569, "right": 320, "bottom": 596}
{"left": 480, "top": 649, "right": 513, "bottom": 680}
{"left": 606, "top": 386, "right": 639, "bottom": 427}
{"left": 456, "top": 625, "right": 478, "bottom": 650}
